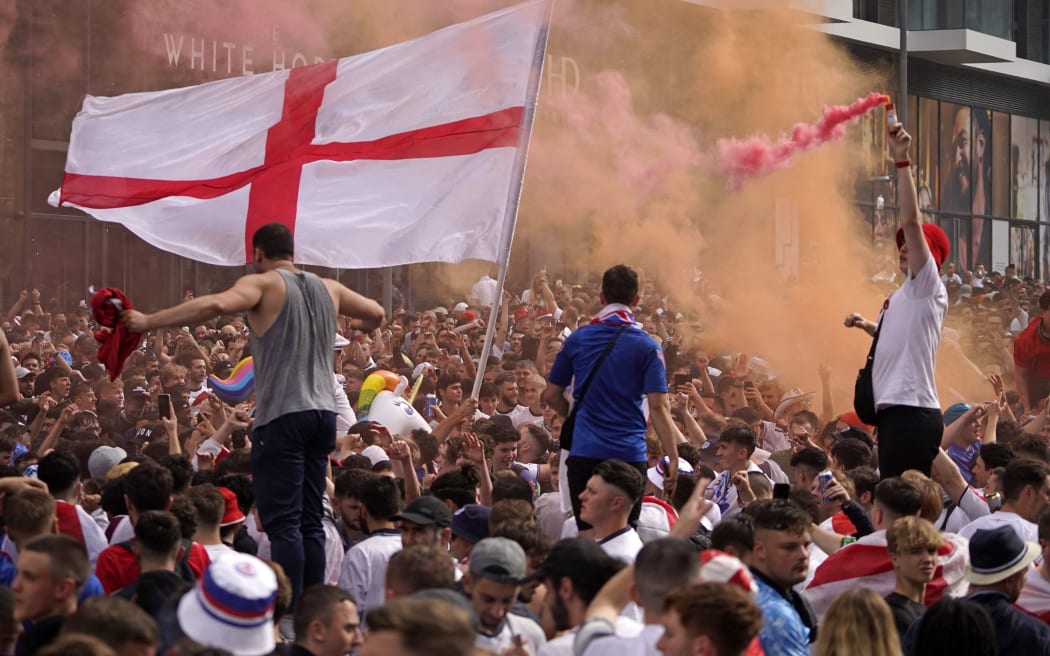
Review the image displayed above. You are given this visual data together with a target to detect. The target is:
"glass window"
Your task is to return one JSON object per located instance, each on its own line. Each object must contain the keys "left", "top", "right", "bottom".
{"left": 917, "top": 98, "right": 939, "bottom": 221}
{"left": 1011, "top": 115, "right": 1040, "bottom": 221}
{"left": 992, "top": 112, "right": 1011, "bottom": 217}
{"left": 1011, "top": 224, "right": 1037, "bottom": 278}
{"left": 1041, "top": 120, "right": 1050, "bottom": 222}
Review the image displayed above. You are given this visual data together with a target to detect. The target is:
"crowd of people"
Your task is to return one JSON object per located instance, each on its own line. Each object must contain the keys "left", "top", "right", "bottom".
{"left": 1, "top": 126, "right": 1050, "bottom": 656}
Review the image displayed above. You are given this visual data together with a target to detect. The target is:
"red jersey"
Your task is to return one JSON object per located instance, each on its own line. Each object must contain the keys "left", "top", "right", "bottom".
{"left": 95, "top": 539, "right": 210, "bottom": 594}
{"left": 1013, "top": 318, "right": 1050, "bottom": 378}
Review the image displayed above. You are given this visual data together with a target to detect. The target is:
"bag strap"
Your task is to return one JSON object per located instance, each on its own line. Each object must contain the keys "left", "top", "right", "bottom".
{"left": 865, "top": 314, "right": 884, "bottom": 363}
{"left": 571, "top": 325, "right": 628, "bottom": 414}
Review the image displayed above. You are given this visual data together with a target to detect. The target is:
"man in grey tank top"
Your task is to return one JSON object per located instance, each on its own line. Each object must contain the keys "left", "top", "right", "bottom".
{"left": 121, "top": 223, "right": 384, "bottom": 608}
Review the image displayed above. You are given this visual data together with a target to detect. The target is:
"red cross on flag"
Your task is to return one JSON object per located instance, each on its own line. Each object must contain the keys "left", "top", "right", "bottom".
{"left": 49, "top": 1, "right": 551, "bottom": 268}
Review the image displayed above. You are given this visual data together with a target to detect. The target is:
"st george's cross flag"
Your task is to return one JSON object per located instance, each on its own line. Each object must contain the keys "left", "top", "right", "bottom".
{"left": 802, "top": 529, "right": 969, "bottom": 618}
{"left": 49, "top": 1, "right": 551, "bottom": 268}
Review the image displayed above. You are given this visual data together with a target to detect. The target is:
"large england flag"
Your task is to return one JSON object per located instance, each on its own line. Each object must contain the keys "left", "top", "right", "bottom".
{"left": 49, "top": 1, "right": 550, "bottom": 268}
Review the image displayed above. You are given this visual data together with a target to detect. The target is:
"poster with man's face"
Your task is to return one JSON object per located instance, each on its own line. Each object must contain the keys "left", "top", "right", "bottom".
{"left": 940, "top": 103, "right": 992, "bottom": 269}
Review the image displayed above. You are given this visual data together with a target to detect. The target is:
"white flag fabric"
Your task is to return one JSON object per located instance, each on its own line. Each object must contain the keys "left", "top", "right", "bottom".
{"left": 49, "top": 1, "right": 550, "bottom": 268}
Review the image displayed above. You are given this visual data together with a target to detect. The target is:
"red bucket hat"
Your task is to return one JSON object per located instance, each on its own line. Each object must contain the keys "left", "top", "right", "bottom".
{"left": 896, "top": 224, "right": 950, "bottom": 269}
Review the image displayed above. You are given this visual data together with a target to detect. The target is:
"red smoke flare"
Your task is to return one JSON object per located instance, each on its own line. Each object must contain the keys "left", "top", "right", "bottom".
{"left": 717, "top": 92, "right": 890, "bottom": 190}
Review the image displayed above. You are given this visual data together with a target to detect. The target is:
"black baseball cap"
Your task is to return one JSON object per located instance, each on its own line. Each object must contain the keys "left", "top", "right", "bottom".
{"left": 393, "top": 496, "right": 452, "bottom": 527}
{"left": 528, "top": 538, "right": 623, "bottom": 584}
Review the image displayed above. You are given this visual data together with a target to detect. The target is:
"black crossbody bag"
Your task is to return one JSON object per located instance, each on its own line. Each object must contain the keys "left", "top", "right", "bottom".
{"left": 853, "top": 317, "right": 883, "bottom": 425}
{"left": 560, "top": 325, "right": 628, "bottom": 452}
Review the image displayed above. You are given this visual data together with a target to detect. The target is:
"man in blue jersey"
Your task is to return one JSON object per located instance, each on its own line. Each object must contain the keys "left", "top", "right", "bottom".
{"left": 542, "top": 264, "right": 682, "bottom": 530}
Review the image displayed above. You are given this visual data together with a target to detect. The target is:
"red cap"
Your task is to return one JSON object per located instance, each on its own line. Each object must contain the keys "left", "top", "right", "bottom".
{"left": 838, "top": 410, "right": 875, "bottom": 436}
{"left": 513, "top": 306, "right": 531, "bottom": 322}
{"left": 461, "top": 310, "right": 477, "bottom": 323}
{"left": 218, "top": 487, "right": 246, "bottom": 527}
{"left": 895, "top": 223, "right": 950, "bottom": 269}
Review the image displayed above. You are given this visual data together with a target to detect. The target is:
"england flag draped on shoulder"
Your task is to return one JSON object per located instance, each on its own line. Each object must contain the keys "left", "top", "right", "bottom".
{"left": 49, "top": 1, "right": 551, "bottom": 268}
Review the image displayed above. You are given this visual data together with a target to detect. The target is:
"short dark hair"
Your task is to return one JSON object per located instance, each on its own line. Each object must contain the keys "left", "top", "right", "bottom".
{"left": 790, "top": 447, "right": 829, "bottom": 472}
{"left": 634, "top": 538, "right": 700, "bottom": 611}
{"left": 791, "top": 410, "right": 820, "bottom": 430}
{"left": 730, "top": 407, "right": 761, "bottom": 425}
{"left": 334, "top": 468, "right": 376, "bottom": 500}
{"left": 1003, "top": 458, "right": 1050, "bottom": 503}
{"left": 133, "top": 511, "right": 182, "bottom": 561}
{"left": 593, "top": 459, "right": 644, "bottom": 505}
{"left": 478, "top": 382, "right": 498, "bottom": 400}
{"left": 913, "top": 598, "right": 997, "bottom": 656}
{"left": 360, "top": 476, "right": 401, "bottom": 521}
{"left": 711, "top": 515, "right": 754, "bottom": 554}
{"left": 124, "top": 463, "right": 174, "bottom": 513}
{"left": 186, "top": 484, "right": 225, "bottom": 528}
{"left": 487, "top": 425, "right": 520, "bottom": 446}
{"left": 601, "top": 265, "right": 639, "bottom": 305}
{"left": 665, "top": 583, "right": 762, "bottom": 656}
{"left": 493, "top": 373, "right": 517, "bottom": 390}
{"left": 977, "top": 443, "right": 1015, "bottom": 470}
{"left": 749, "top": 499, "right": 810, "bottom": 535}
{"left": 36, "top": 451, "right": 80, "bottom": 497}
{"left": 158, "top": 455, "right": 195, "bottom": 493}
{"left": 1039, "top": 290, "right": 1050, "bottom": 312}
{"left": 1010, "top": 435, "right": 1050, "bottom": 463}
{"left": 22, "top": 534, "right": 89, "bottom": 594}
{"left": 61, "top": 596, "right": 159, "bottom": 649}
{"left": 831, "top": 438, "right": 873, "bottom": 471}
{"left": 293, "top": 585, "right": 356, "bottom": 641}
{"left": 720, "top": 426, "right": 757, "bottom": 458}
{"left": 430, "top": 469, "right": 479, "bottom": 508}
{"left": 385, "top": 545, "right": 456, "bottom": 595}
{"left": 365, "top": 596, "right": 475, "bottom": 656}
{"left": 251, "top": 222, "right": 294, "bottom": 260}
{"left": 874, "top": 477, "right": 922, "bottom": 519}
{"left": 845, "top": 466, "right": 879, "bottom": 501}
{"left": 490, "top": 473, "right": 534, "bottom": 506}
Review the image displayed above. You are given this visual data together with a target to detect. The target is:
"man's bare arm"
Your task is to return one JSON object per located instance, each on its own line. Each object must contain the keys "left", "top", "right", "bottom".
{"left": 123, "top": 275, "right": 265, "bottom": 332}
{"left": 326, "top": 281, "right": 385, "bottom": 331}
{"left": 542, "top": 383, "right": 569, "bottom": 418}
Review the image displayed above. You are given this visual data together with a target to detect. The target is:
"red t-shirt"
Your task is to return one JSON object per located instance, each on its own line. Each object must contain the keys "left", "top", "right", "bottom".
{"left": 95, "top": 540, "right": 211, "bottom": 594}
{"left": 1013, "top": 318, "right": 1050, "bottom": 378}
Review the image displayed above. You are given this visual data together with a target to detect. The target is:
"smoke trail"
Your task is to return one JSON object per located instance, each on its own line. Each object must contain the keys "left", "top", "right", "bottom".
{"left": 718, "top": 91, "right": 891, "bottom": 189}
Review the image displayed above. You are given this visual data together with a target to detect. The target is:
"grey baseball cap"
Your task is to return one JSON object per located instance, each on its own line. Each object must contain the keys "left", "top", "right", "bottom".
{"left": 468, "top": 537, "right": 526, "bottom": 584}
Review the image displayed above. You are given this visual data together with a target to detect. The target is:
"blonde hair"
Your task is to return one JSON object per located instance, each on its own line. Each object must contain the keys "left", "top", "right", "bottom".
{"left": 886, "top": 515, "right": 945, "bottom": 555}
{"left": 814, "top": 589, "right": 902, "bottom": 656}
{"left": 900, "top": 470, "right": 945, "bottom": 522}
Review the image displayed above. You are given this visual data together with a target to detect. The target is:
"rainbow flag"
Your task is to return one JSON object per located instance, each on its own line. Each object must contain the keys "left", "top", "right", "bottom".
{"left": 208, "top": 357, "right": 254, "bottom": 405}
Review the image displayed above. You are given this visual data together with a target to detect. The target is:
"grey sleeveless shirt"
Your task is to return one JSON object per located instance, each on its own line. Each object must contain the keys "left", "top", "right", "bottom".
{"left": 249, "top": 268, "right": 337, "bottom": 429}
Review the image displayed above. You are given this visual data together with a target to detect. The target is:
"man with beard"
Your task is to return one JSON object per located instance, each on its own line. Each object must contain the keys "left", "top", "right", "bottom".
{"left": 941, "top": 105, "right": 990, "bottom": 268}
{"left": 531, "top": 538, "right": 634, "bottom": 656}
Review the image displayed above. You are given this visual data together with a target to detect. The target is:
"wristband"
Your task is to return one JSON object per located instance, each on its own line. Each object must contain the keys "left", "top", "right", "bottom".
{"left": 895, "top": 159, "right": 912, "bottom": 169}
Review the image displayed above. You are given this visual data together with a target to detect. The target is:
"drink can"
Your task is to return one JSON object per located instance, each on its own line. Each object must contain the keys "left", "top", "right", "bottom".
{"left": 818, "top": 470, "right": 835, "bottom": 503}
{"left": 424, "top": 393, "right": 438, "bottom": 418}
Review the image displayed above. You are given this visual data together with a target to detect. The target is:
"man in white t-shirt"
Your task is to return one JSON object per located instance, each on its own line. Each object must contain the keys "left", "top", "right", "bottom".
{"left": 1018, "top": 509, "right": 1050, "bottom": 622}
{"left": 338, "top": 476, "right": 403, "bottom": 620}
{"left": 959, "top": 458, "right": 1050, "bottom": 545}
{"left": 465, "top": 538, "right": 546, "bottom": 654}
{"left": 493, "top": 373, "right": 535, "bottom": 428}
{"left": 709, "top": 426, "right": 766, "bottom": 519}
{"left": 575, "top": 538, "right": 701, "bottom": 656}
{"left": 533, "top": 538, "right": 640, "bottom": 656}
{"left": 579, "top": 460, "right": 645, "bottom": 564}
{"left": 844, "top": 122, "right": 949, "bottom": 479}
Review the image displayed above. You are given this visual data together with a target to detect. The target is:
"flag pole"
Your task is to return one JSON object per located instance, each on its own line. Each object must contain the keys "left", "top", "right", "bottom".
{"left": 471, "top": 0, "right": 553, "bottom": 400}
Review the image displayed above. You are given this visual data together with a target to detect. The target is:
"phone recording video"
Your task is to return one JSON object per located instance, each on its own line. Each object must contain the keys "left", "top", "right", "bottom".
{"left": 158, "top": 394, "right": 172, "bottom": 420}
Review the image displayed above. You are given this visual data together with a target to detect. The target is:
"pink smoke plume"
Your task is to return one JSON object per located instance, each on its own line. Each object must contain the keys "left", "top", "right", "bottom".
{"left": 718, "top": 91, "right": 891, "bottom": 189}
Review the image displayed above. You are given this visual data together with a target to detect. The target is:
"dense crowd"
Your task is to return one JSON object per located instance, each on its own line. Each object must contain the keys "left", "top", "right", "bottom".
{"left": 0, "top": 246, "right": 1048, "bottom": 656}
{"left": 3, "top": 128, "right": 1050, "bottom": 656}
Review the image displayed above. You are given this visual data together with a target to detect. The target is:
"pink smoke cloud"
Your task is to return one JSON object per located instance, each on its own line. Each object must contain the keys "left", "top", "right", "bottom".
{"left": 717, "top": 91, "right": 890, "bottom": 189}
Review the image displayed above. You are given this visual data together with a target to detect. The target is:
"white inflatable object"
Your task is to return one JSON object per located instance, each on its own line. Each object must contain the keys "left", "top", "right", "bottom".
{"left": 364, "top": 390, "right": 431, "bottom": 435}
